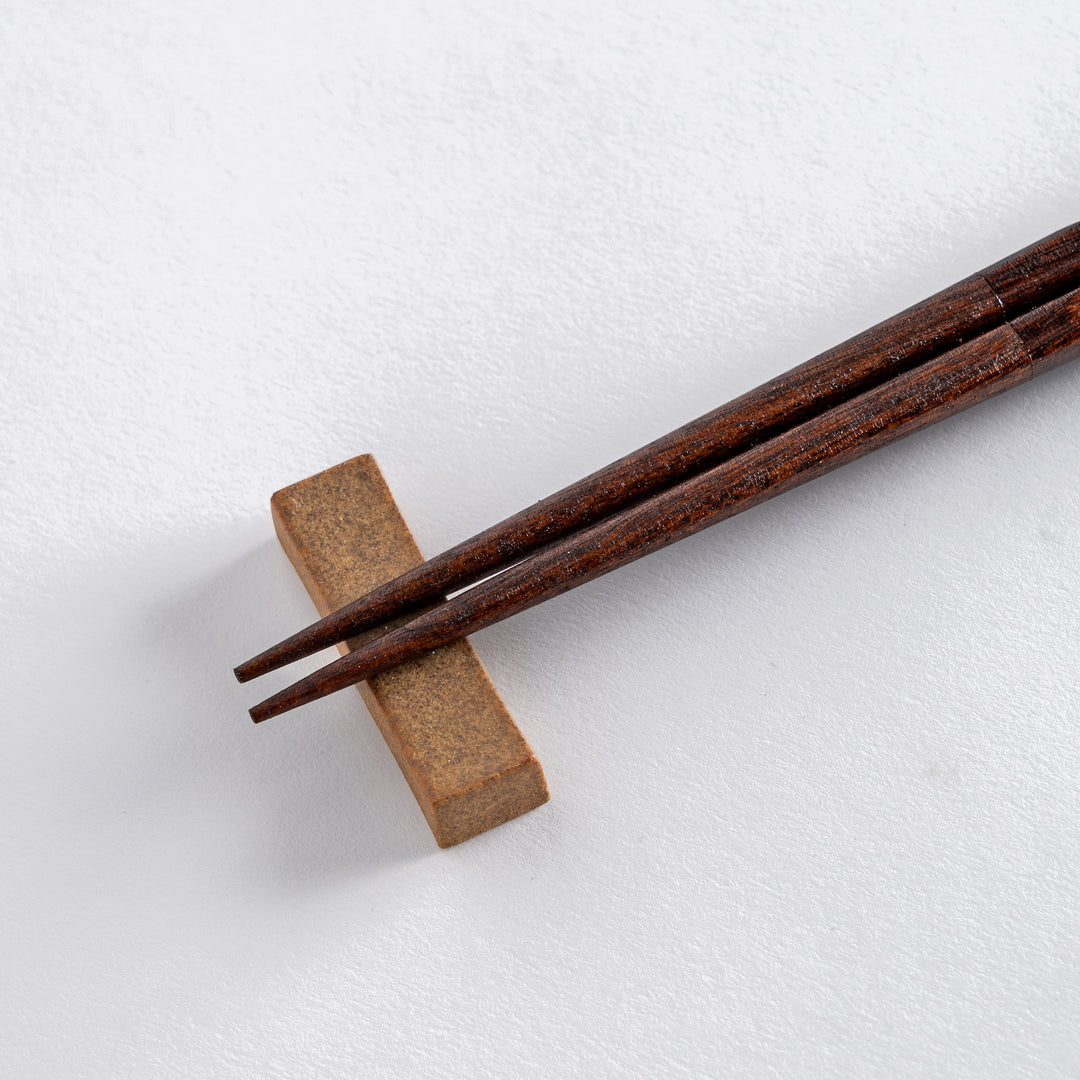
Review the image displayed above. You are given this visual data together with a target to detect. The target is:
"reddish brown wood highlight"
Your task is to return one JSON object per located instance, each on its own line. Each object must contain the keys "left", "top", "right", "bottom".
{"left": 235, "top": 222, "right": 1080, "bottom": 685}
{"left": 251, "top": 285, "right": 1080, "bottom": 724}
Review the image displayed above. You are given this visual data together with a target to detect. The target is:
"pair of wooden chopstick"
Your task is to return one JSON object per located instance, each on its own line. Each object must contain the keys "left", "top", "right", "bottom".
{"left": 237, "top": 222, "right": 1080, "bottom": 723}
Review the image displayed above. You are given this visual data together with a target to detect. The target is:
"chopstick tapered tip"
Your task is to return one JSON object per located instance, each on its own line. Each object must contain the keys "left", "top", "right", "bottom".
{"left": 245, "top": 640, "right": 385, "bottom": 724}
{"left": 234, "top": 648, "right": 280, "bottom": 682}
{"left": 247, "top": 670, "right": 328, "bottom": 723}
{"left": 233, "top": 615, "right": 355, "bottom": 685}
{"left": 249, "top": 699, "right": 275, "bottom": 723}
{"left": 248, "top": 686, "right": 289, "bottom": 721}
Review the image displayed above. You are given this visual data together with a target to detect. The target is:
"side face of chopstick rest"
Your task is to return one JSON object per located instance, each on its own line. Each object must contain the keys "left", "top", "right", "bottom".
{"left": 234, "top": 221, "right": 1080, "bottom": 683}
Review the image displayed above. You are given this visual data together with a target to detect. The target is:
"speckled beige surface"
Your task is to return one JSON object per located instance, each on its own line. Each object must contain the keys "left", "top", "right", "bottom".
{"left": 271, "top": 455, "right": 548, "bottom": 847}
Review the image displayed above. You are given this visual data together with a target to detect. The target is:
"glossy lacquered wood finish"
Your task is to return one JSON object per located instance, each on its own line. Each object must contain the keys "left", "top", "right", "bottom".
{"left": 235, "top": 223, "right": 1080, "bottom": 685}
{"left": 249, "top": 285, "right": 1080, "bottom": 723}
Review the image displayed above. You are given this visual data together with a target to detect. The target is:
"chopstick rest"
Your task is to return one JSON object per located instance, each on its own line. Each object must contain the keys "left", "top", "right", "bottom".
{"left": 269, "top": 455, "right": 549, "bottom": 847}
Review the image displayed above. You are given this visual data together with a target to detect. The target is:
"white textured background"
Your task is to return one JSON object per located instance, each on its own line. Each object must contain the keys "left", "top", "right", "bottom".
{"left": 3, "top": 2, "right": 1079, "bottom": 1077}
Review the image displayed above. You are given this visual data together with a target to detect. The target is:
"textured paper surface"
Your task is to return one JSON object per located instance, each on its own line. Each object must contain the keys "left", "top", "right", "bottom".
{"left": 3, "top": 2, "right": 1080, "bottom": 1077}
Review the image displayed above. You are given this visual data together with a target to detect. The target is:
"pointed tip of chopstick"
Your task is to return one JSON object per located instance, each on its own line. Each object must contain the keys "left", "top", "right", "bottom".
{"left": 247, "top": 678, "right": 312, "bottom": 723}
{"left": 248, "top": 699, "right": 274, "bottom": 723}
{"left": 234, "top": 640, "right": 300, "bottom": 683}
{"left": 234, "top": 617, "right": 341, "bottom": 683}
{"left": 234, "top": 574, "right": 427, "bottom": 684}
{"left": 246, "top": 607, "right": 439, "bottom": 723}
{"left": 246, "top": 645, "right": 371, "bottom": 723}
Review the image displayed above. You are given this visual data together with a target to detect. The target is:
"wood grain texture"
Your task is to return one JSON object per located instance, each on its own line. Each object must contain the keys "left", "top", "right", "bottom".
{"left": 983, "top": 221, "right": 1080, "bottom": 316}
{"left": 1010, "top": 286, "right": 1080, "bottom": 374}
{"left": 270, "top": 455, "right": 548, "bottom": 847}
{"left": 252, "top": 282, "right": 1080, "bottom": 722}
{"left": 236, "top": 222, "right": 1080, "bottom": 683}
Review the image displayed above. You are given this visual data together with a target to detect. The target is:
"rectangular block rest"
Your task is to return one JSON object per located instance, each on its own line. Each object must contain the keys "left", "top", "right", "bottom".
{"left": 270, "top": 454, "right": 549, "bottom": 847}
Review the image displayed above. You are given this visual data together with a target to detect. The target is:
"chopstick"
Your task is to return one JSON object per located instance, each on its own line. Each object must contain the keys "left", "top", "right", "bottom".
{"left": 248, "top": 281, "right": 1080, "bottom": 723}
{"left": 235, "top": 222, "right": 1080, "bottom": 685}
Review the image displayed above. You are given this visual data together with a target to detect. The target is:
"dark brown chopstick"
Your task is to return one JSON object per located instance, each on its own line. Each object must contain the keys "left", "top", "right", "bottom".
{"left": 234, "top": 222, "right": 1080, "bottom": 684}
{"left": 249, "top": 284, "right": 1080, "bottom": 723}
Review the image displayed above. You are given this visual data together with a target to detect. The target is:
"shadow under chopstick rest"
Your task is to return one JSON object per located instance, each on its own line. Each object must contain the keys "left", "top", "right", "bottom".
{"left": 271, "top": 455, "right": 549, "bottom": 848}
